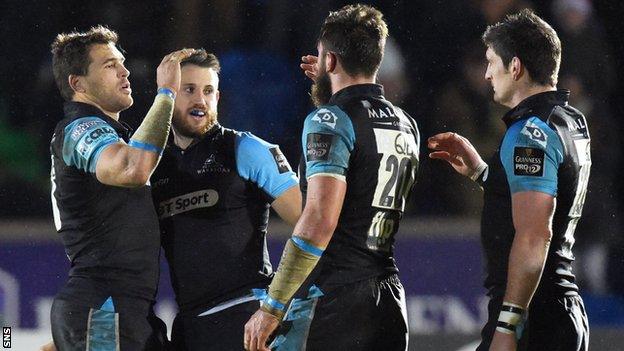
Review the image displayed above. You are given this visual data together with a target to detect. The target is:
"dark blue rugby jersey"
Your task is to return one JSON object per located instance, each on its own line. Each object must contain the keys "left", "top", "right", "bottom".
{"left": 50, "top": 102, "right": 161, "bottom": 300}
{"left": 300, "top": 84, "right": 420, "bottom": 291}
{"left": 150, "top": 125, "right": 298, "bottom": 313}
{"left": 482, "top": 90, "right": 591, "bottom": 297}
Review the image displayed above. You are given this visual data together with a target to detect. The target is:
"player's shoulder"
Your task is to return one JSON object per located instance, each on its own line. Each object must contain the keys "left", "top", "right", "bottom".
{"left": 234, "top": 130, "right": 275, "bottom": 152}
{"left": 63, "top": 116, "right": 114, "bottom": 140}
{"left": 305, "top": 105, "right": 352, "bottom": 126}
{"left": 508, "top": 116, "right": 560, "bottom": 151}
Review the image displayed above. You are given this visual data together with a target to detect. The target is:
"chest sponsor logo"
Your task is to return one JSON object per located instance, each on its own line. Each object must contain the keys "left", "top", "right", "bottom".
{"left": 306, "top": 133, "right": 333, "bottom": 161}
{"left": 269, "top": 147, "right": 291, "bottom": 173}
{"left": 513, "top": 147, "right": 544, "bottom": 176}
{"left": 520, "top": 120, "right": 547, "bottom": 148}
{"left": 158, "top": 189, "right": 219, "bottom": 219}
{"left": 311, "top": 108, "right": 337, "bottom": 129}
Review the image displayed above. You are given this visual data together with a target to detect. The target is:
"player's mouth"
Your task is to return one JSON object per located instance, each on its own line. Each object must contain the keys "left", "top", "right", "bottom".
{"left": 120, "top": 82, "right": 132, "bottom": 94}
{"left": 189, "top": 108, "right": 206, "bottom": 119}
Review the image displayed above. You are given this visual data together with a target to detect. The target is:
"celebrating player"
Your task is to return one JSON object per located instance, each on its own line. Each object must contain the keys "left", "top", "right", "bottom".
{"left": 244, "top": 4, "right": 420, "bottom": 350}
{"left": 49, "top": 25, "right": 195, "bottom": 350}
{"left": 428, "top": 10, "right": 590, "bottom": 351}
{"left": 150, "top": 49, "right": 301, "bottom": 351}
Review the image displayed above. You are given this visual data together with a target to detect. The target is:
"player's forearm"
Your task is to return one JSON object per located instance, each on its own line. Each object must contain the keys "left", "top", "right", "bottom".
{"left": 272, "top": 186, "right": 303, "bottom": 227}
{"left": 503, "top": 229, "right": 552, "bottom": 308}
{"left": 96, "top": 143, "right": 159, "bottom": 187}
{"left": 262, "top": 233, "right": 325, "bottom": 319}
{"left": 261, "top": 212, "right": 336, "bottom": 317}
{"left": 129, "top": 88, "right": 175, "bottom": 155}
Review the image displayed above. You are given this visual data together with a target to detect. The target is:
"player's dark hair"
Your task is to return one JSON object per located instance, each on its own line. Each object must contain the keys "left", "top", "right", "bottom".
{"left": 180, "top": 49, "right": 221, "bottom": 74}
{"left": 51, "top": 25, "right": 119, "bottom": 101}
{"left": 318, "top": 3, "right": 388, "bottom": 77}
{"left": 482, "top": 9, "right": 561, "bottom": 86}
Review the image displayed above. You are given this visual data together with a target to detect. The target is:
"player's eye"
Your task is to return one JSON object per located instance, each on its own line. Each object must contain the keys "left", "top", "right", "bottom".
{"left": 184, "top": 87, "right": 194, "bottom": 94}
{"left": 205, "top": 88, "right": 214, "bottom": 95}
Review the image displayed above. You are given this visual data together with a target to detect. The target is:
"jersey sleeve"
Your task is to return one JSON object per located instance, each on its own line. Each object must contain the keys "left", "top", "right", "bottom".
{"left": 62, "top": 117, "right": 120, "bottom": 173}
{"left": 500, "top": 117, "right": 564, "bottom": 196}
{"left": 302, "top": 106, "right": 356, "bottom": 181}
{"left": 235, "top": 132, "right": 299, "bottom": 199}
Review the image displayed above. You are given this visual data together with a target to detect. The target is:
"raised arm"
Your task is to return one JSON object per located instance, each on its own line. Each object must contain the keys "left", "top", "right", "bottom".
{"left": 96, "top": 48, "right": 196, "bottom": 187}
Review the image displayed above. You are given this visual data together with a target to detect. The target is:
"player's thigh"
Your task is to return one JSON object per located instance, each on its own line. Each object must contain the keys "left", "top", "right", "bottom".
{"left": 51, "top": 298, "right": 90, "bottom": 351}
{"left": 373, "top": 275, "right": 408, "bottom": 351}
{"left": 524, "top": 295, "right": 589, "bottom": 351}
{"left": 173, "top": 300, "right": 259, "bottom": 351}
{"left": 306, "top": 275, "right": 406, "bottom": 351}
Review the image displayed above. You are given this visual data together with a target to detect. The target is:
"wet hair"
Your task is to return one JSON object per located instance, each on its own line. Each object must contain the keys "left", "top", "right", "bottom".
{"left": 318, "top": 4, "right": 388, "bottom": 77}
{"left": 51, "top": 25, "right": 119, "bottom": 101}
{"left": 482, "top": 9, "right": 561, "bottom": 86}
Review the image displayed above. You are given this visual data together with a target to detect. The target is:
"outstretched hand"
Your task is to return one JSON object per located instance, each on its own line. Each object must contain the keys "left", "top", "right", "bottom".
{"left": 428, "top": 132, "right": 485, "bottom": 178}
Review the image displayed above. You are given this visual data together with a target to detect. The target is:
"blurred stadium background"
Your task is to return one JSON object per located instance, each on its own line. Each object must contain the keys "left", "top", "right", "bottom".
{"left": 1, "top": 0, "right": 623, "bottom": 349}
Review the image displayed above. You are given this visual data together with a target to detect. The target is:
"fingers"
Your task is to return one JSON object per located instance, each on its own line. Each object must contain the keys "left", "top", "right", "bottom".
{"left": 160, "top": 48, "right": 197, "bottom": 65}
{"left": 301, "top": 55, "right": 318, "bottom": 64}
{"left": 300, "top": 63, "right": 316, "bottom": 72}
{"left": 429, "top": 151, "right": 452, "bottom": 162}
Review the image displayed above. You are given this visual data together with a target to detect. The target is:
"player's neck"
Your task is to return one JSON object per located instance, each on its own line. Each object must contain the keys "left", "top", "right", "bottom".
{"left": 172, "top": 127, "right": 194, "bottom": 150}
{"left": 72, "top": 95, "right": 120, "bottom": 120}
{"left": 331, "top": 74, "right": 376, "bottom": 95}
{"left": 507, "top": 83, "right": 556, "bottom": 108}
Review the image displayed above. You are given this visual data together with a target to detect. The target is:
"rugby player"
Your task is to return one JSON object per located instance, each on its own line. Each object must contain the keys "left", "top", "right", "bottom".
{"left": 428, "top": 10, "right": 590, "bottom": 351}
{"left": 48, "top": 25, "right": 195, "bottom": 350}
{"left": 149, "top": 50, "right": 301, "bottom": 350}
{"left": 244, "top": 4, "right": 419, "bottom": 350}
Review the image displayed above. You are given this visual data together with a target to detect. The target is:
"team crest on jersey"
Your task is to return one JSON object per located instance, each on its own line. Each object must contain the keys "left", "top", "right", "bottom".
{"left": 513, "top": 147, "right": 544, "bottom": 176}
{"left": 312, "top": 108, "right": 337, "bottom": 129}
{"left": 198, "top": 154, "right": 229, "bottom": 174}
{"left": 521, "top": 120, "right": 547, "bottom": 148}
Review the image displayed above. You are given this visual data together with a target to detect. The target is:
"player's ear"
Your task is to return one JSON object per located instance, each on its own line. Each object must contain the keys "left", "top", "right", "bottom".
{"left": 510, "top": 57, "right": 523, "bottom": 81}
{"left": 215, "top": 90, "right": 220, "bottom": 102}
{"left": 69, "top": 75, "right": 86, "bottom": 94}
{"left": 326, "top": 52, "right": 337, "bottom": 73}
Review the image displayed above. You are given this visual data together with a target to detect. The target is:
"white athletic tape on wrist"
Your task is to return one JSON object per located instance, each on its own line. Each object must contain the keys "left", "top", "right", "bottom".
{"left": 470, "top": 161, "right": 488, "bottom": 181}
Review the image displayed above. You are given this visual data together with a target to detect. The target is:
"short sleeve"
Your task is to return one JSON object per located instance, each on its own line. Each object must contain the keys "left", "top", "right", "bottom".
{"left": 500, "top": 117, "right": 564, "bottom": 196}
{"left": 301, "top": 106, "right": 356, "bottom": 181}
{"left": 62, "top": 117, "right": 120, "bottom": 173}
{"left": 235, "top": 132, "right": 299, "bottom": 199}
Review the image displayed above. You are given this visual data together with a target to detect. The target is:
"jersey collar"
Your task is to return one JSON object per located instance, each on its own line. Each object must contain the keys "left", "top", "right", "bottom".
{"left": 328, "top": 83, "right": 385, "bottom": 105}
{"left": 502, "top": 89, "right": 570, "bottom": 128}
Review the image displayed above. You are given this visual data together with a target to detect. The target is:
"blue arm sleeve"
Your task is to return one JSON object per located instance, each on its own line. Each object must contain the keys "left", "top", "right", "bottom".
{"left": 235, "top": 132, "right": 299, "bottom": 199}
{"left": 500, "top": 117, "right": 564, "bottom": 196}
{"left": 302, "top": 106, "right": 356, "bottom": 179}
{"left": 62, "top": 117, "right": 120, "bottom": 173}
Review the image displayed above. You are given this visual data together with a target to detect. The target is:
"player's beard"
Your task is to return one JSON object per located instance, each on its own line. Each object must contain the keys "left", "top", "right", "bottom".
{"left": 311, "top": 69, "right": 333, "bottom": 107}
{"left": 173, "top": 109, "right": 218, "bottom": 138}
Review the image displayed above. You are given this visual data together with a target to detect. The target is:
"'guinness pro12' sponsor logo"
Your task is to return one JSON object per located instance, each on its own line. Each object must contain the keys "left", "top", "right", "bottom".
{"left": 306, "top": 133, "right": 333, "bottom": 161}
{"left": 158, "top": 189, "right": 219, "bottom": 219}
{"left": 513, "top": 147, "right": 544, "bottom": 176}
